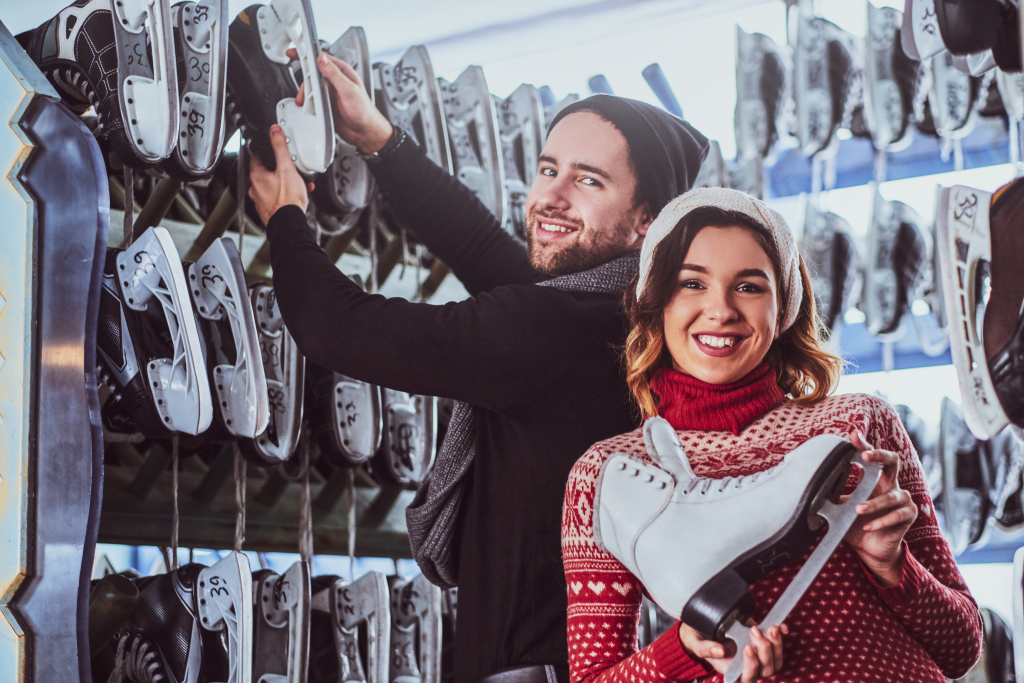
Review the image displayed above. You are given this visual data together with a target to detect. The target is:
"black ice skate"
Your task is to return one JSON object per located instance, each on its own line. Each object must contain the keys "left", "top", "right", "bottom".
{"left": 370, "top": 389, "right": 437, "bottom": 486}
{"left": 938, "top": 398, "right": 990, "bottom": 554}
{"left": 16, "top": 0, "right": 179, "bottom": 168}
{"left": 494, "top": 84, "right": 546, "bottom": 240}
{"left": 96, "top": 227, "right": 212, "bottom": 437}
{"left": 373, "top": 46, "right": 452, "bottom": 173}
{"left": 309, "top": 572, "right": 390, "bottom": 683}
{"left": 937, "top": 179, "right": 1024, "bottom": 438}
{"left": 110, "top": 553, "right": 253, "bottom": 683}
{"left": 252, "top": 561, "right": 311, "bottom": 683}
{"left": 862, "top": 4, "right": 918, "bottom": 150}
{"left": 594, "top": 418, "right": 881, "bottom": 683}
{"left": 185, "top": 238, "right": 269, "bottom": 441}
{"left": 389, "top": 574, "right": 443, "bottom": 683}
{"left": 861, "top": 187, "right": 928, "bottom": 335}
{"left": 438, "top": 66, "right": 507, "bottom": 224}
{"left": 227, "top": 0, "right": 334, "bottom": 174}
{"left": 163, "top": 0, "right": 231, "bottom": 180}
{"left": 238, "top": 283, "right": 305, "bottom": 466}
{"left": 933, "top": 0, "right": 1006, "bottom": 57}
{"left": 308, "top": 364, "right": 383, "bottom": 468}
{"left": 901, "top": 0, "right": 947, "bottom": 63}
{"left": 313, "top": 27, "right": 375, "bottom": 225}
{"left": 797, "top": 197, "right": 860, "bottom": 333}
{"left": 734, "top": 27, "right": 787, "bottom": 159}
{"left": 791, "top": 13, "right": 857, "bottom": 156}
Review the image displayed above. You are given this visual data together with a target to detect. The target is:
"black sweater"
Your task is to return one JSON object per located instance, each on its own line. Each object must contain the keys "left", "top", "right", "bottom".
{"left": 266, "top": 135, "right": 639, "bottom": 683}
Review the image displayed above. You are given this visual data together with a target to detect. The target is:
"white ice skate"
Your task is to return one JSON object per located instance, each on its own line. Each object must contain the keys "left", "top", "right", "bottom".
{"left": 594, "top": 417, "right": 881, "bottom": 683}
{"left": 494, "top": 84, "right": 545, "bottom": 239}
{"left": 734, "top": 27, "right": 788, "bottom": 159}
{"left": 863, "top": 3, "right": 916, "bottom": 150}
{"left": 253, "top": 560, "right": 311, "bottom": 683}
{"left": 693, "top": 140, "right": 727, "bottom": 189}
{"left": 797, "top": 196, "right": 861, "bottom": 333}
{"left": 389, "top": 574, "right": 442, "bottom": 683}
{"left": 372, "top": 389, "right": 437, "bottom": 486}
{"left": 311, "top": 571, "right": 391, "bottom": 683}
{"left": 196, "top": 551, "right": 254, "bottom": 683}
{"left": 901, "top": 0, "right": 947, "bottom": 62}
{"left": 538, "top": 86, "right": 579, "bottom": 129}
{"left": 923, "top": 52, "right": 979, "bottom": 138}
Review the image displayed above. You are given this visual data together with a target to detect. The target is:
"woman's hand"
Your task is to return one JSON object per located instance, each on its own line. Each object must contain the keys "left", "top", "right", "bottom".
{"left": 842, "top": 430, "right": 919, "bottom": 586}
{"left": 678, "top": 621, "right": 787, "bottom": 681}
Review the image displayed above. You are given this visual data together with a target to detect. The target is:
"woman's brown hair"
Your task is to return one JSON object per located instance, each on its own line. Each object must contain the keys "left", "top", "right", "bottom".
{"left": 623, "top": 206, "right": 844, "bottom": 418}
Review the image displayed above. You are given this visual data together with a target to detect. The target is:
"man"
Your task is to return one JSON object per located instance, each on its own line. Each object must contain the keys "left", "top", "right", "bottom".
{"left": 250, "top": 52, "right": 708, "bottom": 683}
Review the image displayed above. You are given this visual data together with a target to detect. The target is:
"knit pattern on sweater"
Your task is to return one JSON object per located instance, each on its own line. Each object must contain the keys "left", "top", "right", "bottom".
{"left": 561, "top": 392, "right": 982, "bottom": 683}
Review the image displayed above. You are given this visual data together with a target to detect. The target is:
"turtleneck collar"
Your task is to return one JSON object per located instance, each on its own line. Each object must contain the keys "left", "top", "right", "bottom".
{"left": 650, "top": 363, "right": 785, "bottom": 435}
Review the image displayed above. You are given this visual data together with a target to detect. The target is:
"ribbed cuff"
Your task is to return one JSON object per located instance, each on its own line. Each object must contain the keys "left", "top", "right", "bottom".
{"left": 265, "top": 204, "right": 309, "bottom": 242}
{"left": 860, "top": 541, "right": 926, "bottom": 607}
{"left": 648, "top": 624, "right": 713, "bottom": 681}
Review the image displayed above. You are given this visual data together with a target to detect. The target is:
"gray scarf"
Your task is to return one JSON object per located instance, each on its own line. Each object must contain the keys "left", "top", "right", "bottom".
{"left": 405, "top": 250, "right": 641, "bottom": 588}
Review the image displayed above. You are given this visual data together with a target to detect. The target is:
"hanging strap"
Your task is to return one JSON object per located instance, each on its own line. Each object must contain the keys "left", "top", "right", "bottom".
{"left": 123, "top": 167, "right": 135, "bottom": 247}
{"left": 233, "top": 442, "right": 247, "bottom": 552}
{"left": 170, "top": 435, "right": 179, "bottom": 570}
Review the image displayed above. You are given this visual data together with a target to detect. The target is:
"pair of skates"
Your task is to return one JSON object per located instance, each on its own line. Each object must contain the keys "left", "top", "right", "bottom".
{"left": 595, "top": 418, "right": 882, "bottom": 683}
{"left": 903, "top": 0, "right": 1022, "bottom": 76}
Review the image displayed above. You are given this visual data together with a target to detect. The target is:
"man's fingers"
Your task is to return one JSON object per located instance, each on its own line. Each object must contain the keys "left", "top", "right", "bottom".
{"left": 295, "top": 82, "right": 306, "bottom": 107}
{"left": 320, "top": 52, "right": 363, "bottom": 86}
{"left": 268, "top": 124, "right": 297, "bottom": 172}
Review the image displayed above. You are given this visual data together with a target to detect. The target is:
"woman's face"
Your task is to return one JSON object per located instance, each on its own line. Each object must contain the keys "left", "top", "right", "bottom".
{"left": 662, "top": 225, "right": 780, "bottom": 385}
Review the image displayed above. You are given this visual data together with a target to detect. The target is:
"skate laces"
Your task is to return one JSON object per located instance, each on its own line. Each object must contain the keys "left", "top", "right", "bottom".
{"left": 681, "top": 464, "right": 780, "bottom": 496}
{"left": 107, "top": 632, "right": 165, "bottom": 683}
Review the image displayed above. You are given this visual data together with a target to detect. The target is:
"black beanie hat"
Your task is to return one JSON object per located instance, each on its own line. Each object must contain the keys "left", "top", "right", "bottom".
{"left": 548, "top": 94, "right": 710, "bottom": 216}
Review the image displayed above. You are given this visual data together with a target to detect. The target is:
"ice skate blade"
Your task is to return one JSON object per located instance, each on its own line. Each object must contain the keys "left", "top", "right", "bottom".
{"left": 390, "top": 575, "right": 443, "bottom": 683}
{"left": 116, "top": 227, "right": 213, "bottom": 434}
{"left": 170, "top": 0, "right": 230, "bottom": 176}
{"left": 722, "top": 460, "right": 883, "bottom": 683}
{"left": 256, "top": 0, "right": 335, "bottom": 174}
{"left": 937, "top": 185, "right": 1008, "bottom": 439}
{"left": 494, "top": 84, "right": 545, "bottom": 238}
{"left": 113, "top": 0, "right": 179, "bottom": 162}
{"left": 332, "top": 378, "right": 383, "bottom": 465}
{"left": 256, "top": 561, "right": 311, "bottom": 683}
{"left": 197, "top": 552, "right": 254, "bottom": 683}
{"left": 189, "top": 238, "right": 269, "bottom": 439}
{"left": 378, "top": 390, "right": 436, "bottom": 485}
{"left": 329, "top": 571, "right": 391, "bottom": 683}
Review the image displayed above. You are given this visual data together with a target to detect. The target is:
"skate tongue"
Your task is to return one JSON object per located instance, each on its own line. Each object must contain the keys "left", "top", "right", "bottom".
{"left": 643, "top": 417, "right": 696, "bottom": 482}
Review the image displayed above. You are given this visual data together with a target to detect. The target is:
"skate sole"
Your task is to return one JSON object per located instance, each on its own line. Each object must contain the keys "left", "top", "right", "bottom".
{"left": 681, "top": 439, "right": 860, "bottom": 639}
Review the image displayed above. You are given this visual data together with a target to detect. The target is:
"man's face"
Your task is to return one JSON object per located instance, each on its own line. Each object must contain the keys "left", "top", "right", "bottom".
{"left": 524, "top": 112, "right": 652, "bottom": 276}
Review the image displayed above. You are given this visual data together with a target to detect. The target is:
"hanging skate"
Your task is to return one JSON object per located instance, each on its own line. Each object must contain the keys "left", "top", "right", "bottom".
{"left": 936, "top": 181, "right": 1024, "bottom": 438}
{"left": 734, "top": 27, "right": 788, "bottom": 160}
{"left": 186, "top": 238, "right": 270, "bottom": 440}
{"left": 97, "top": 226, "right": 212, "bottom": 437}
{"left": 371, "top": 389, "right": 437, "bottom": 486}
{"left": 791, "top": 12, "right": 857, "bottom": 156}
{"left": 862, "top": 3, "right": 917, "bottom": 151}
{"left": 861, "top": 186, "right": 928, "bottom": 336}
{"left": 920, "top": 52, "right": 980, "bottom": 139}
{"left": 239, "top": 283, "right": 305, "bottom": 466}
{"left": 593, "top": 417, "right": 881, "bottom": 683}
{"left": 389, "top": 574, "right": 443, "bottom": 683}
{"left": 310, "top": 571, "right": 391, "bottom": 683}
{"left": 227, "top": 0, "right": 335, "bottom": 174}
{"left": 196, "top": 552, "right": 255, "bottom": 683}
{"left": 253, "top": 561, "right": 311, "bottom": 683}
{"left": 538, "top": 86, "right": 579, "bottom": 129}
{"left": 373, "top": 46, "right": 452, "bottom": 173}
{"left": 938, "top": 397, "right": 989, "bottom": 554}
{"left": 308, "top": 365, "right": 383, "bottom": 468}
{"left": 901, "top": 0, "right": 947, "bottom": 62}
{"left": 494, "top": 84, "right": 545, "bottom": 240}
{"left": 987, "top": 428, "right": 1024, "bottom": 532}
{"left": 164, "top": 0, "right": 231, "bottom": 180}
{"left": 693, "top": 140, "right": 727, "bottom": 189}
{"left": 797, "top": 196, "right": 861, "bottom": 333}
{"left": 438, "top": 66, "right": 507, "bottom": 224}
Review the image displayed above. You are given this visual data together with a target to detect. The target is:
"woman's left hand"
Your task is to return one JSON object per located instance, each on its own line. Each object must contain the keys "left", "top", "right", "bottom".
{"left": 841, "top": 430, "right": 918, "bottom": 586}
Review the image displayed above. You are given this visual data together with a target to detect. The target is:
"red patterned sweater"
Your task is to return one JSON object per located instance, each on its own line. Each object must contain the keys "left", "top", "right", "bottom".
{"left": 561, "top": 392, "right": 982, "bottom": 682}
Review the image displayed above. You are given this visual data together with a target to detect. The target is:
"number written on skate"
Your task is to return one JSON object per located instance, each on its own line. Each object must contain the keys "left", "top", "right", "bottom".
{"left": 189, "top": 56, "right": 211, "bottom": 84}
{"left": 953, "top": 192, "right": 978, "bottom": 224}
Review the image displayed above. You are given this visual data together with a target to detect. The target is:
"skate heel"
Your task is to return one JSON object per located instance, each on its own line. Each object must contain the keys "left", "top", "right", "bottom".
{"left": 197, "top": 552, "right": 254, "bottom": 683}
{"left": 681, "top": 569, "right": 757, "bottom": 641}
{"left": 372, "top": 390, "right": 437, "bottom": 485}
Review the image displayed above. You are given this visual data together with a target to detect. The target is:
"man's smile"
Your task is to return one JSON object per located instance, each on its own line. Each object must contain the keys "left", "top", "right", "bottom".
{"left": 535, "top": 217, "right": 581, "bottom": 240}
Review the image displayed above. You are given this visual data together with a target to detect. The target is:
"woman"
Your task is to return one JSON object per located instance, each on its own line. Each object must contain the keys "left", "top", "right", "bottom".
{"left": 561, "top": 187, "right": 982, "bottom": 682}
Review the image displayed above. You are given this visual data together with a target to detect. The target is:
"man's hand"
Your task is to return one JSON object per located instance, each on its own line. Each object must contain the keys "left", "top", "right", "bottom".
{"left": 678, "top": 621, "right": 787, "bottom": 681}
{"left": 842, "top": 430, "right": 919, "bottom": 586}
{"left": 248, "top": 124, "right": 314, "bottom": 226}
{"left": 292, "top": 50, "right": 393, "bottom": 154}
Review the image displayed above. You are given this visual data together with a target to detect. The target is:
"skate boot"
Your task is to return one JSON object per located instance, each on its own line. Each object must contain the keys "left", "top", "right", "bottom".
{"left": 918, "top": 51, "right": 981, "bottom": 138}
{"left": 373, "top": 46, "right": 452, "bottom": 173}
{"left": 938, "top": 398, "right": 990, "bottom": 554}
{"left": 791, "top": 13, "right": 857, "bottom": 156}
{"left": 594, "top": 417, "right": 881, "bottom": 681}
{"left": 227, "top": 0, "right": 335, "bottom": 174}
{"left": 734, "top": 27, "right": 788, "bottom": 159}
{"left": 933, "top": 0, "right": 1004, "bottom": 57}
{"left": 253, "top": 561, "right": 311, "bottom": 683}
{"left": 111, "top": 553, "right": 253, "bottom": 683}
{"left": 185, "top": 238, "right": 269, "bottom": 440}
{"left": 313, "top": 27, "right": 375, "bottom": 225}
{"left": 901, "top": 0, "right": 947, "bottom": 62}
{"left": 797, "top": 197, "right": 861, "bottom": 333}
{"left": 894, "top": 404, "right": 942, "bottom": 499}
{"left": 163, "top": 0, "right": 231, "bottom": 180}
{"left": 494, "top": 84, "right": 545, "bottom": 240}
{"left": 861, "top": 188, "right": 928, "bottom": 335}
{"left": 693, "top": 140, "right": 727, "bottom": 189}
{"left": 16, "top": 0, "right": 179, "bottom": 168}
{"left": 438, "top": 66, "right": 507, "bottom": 224}
{"left": 96, "top": 227, "right": 212, "bottom": 437}
{"left": 238, "top": 283, "right": 305, "bottom": 466}
{"left": 538, "top": 86, "right": 580, "bottom": 130}
{"left": 370, "top": 389, "right": 437, "bottom": 486}
{"left": 989, "top": 427, "right": 1024, "bottom": 531}
{"left": 389, "top": 574, "right": 443, "bottom": 683}
{"left": 937, "top": 179, "right": 1024, "bottom": 438}
{"left": 308, "top": 364, "right": 383, "bottom": 468}
{"left": 309, "top": 572, "right": 390, "bottom": 683}
{"left": 863, "top": 4, "right": 918, "bottom": 150}
{"left": 89, "top": 573, "right": 139, "bottom": 658}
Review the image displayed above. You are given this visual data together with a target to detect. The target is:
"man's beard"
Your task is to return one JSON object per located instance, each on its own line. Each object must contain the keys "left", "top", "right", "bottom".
{"left": 526, "top": 210, "right": 638, "bottom": 277}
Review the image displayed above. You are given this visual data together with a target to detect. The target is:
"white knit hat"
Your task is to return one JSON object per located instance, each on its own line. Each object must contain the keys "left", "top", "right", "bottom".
{"left": 637, "top": 186, "right": 804, "bottom": 332}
